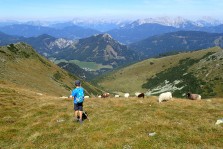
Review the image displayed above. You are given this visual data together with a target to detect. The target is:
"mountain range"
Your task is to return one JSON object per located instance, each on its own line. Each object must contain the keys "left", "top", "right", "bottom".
{"left": 1, "top": 30, "right": 223, "bottom": 78}
{"left": 1, "top": 17, "right": 223, "bottom": 44}
{"left": 130, "top": 31, "right": 223, "bottom": 58}
{"left": 0, "top": 32, "right": 139, "bottom": 65}
{"left": 108, "top": 22, "right": 223, "bottom": 44}
{"left": 125, "top": 17, "right": 223, "bottom": 28}
{"left": 108, "top": 23, "right": 177, "bottom": 44}
{"left": 0, "top": 24, "right": 100, "bottom": 39}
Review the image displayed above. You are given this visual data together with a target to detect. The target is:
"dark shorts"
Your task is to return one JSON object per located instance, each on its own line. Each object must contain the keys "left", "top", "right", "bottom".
{"left": 74, "top": 102, "right": 83, "bottom": 111}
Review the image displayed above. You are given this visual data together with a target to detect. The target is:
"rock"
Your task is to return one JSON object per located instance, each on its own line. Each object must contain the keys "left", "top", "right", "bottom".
{"left": 36, "top": 93, "right": 43, "bottom": 96}
{"left": 148, "top": 132, "right": 156, "bottom": 136}
{"left": 57, "top": 119, "right": 65, "bottom": 123}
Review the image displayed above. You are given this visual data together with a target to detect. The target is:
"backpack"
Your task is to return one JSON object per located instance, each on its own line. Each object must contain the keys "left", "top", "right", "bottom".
{"left": 76, "top": 88, "right": 84, "bottom": 103}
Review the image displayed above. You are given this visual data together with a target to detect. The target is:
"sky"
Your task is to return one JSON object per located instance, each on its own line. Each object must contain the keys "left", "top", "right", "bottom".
{"left": 0, "top": 0, "right": 223, "bottom": 21}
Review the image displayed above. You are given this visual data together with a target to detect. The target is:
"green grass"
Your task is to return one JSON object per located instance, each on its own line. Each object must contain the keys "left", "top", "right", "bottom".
{"left": 54, "top": 59, "right": 113, "bottom": 71}
{"left": 0, "top": 85, "right": 223, "bottom": 148}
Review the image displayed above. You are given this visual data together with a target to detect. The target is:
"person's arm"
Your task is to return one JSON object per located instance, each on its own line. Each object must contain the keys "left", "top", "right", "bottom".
{"left": 71, "top": 89, "right": 76, "bottom": 98}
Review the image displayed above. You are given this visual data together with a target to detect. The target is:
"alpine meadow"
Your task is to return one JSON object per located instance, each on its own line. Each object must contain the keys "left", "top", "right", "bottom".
{"left": 1, "top": 0, "right": 223, "bottom": 148}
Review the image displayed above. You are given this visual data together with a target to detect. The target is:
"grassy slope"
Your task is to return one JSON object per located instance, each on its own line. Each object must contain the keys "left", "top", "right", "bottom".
{"left": 0, "top": 84, "right": 223, "bottom": 148}
{"left": 0, "top": 43, "right": 103, "bottom": 96}
{"left": 189, "top": 49, "right": 223, "bottom": 97}
{"left": 95, "top": 47, "right": 222, "bottom": 95}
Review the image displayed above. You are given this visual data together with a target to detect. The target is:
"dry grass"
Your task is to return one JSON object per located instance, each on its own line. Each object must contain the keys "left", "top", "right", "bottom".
{"left": 1, "top": 84, "right": 223, "bottom": 149}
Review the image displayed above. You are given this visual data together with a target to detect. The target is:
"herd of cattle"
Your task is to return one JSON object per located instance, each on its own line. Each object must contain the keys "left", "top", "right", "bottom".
{"left": 85, "top": 92, "right": 202, "bottom": 103}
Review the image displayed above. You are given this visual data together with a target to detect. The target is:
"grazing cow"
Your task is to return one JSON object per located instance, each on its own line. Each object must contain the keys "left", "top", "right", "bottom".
{"left": 137, "top": 93, "right": 145, "bottom": 98}
{"left": 187, "top": 92, "right": 201, "bottom": 100}
{"left": 135, "top": 92, "right": 141, "bottom": 96}
{"left": 101, "top": 93, "right": 110, "bottom": 98}
{"left": 158, "top": 92, "right": 172, "bottom": 103}
{"left": 84, "top": 96, "right": 90, "bottom": 99}
{"left": 115, "top": 95, "right": 120, "bottom": 98}
{"left": 124, "top": 93, "right": 130, "bottom": 98}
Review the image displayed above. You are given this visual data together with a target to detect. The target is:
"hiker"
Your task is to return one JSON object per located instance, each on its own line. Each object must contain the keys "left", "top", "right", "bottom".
{"left": 72, "top": 80, "right": 85, "bottom": 124}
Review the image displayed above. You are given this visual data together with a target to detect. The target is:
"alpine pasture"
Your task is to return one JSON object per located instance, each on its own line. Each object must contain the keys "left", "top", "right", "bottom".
{"left": 1, "top": 83, "right": 223, "bottom": 148}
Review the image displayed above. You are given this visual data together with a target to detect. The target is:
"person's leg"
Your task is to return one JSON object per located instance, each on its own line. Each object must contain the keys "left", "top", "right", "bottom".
{"left": 78, "top": 103, "right": 83, "bottom": 123}
{"left": 74, "top": 103, "right": 79, "bottom": 121}
{"left": 75, "top": 110, "right": 78, "bottom": 119}
{"left": 79, "top": 111, "right": 83, "bottom": 121}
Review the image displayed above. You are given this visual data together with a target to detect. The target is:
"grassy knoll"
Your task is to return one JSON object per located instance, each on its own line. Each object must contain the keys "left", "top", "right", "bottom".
{"left": 0, "top": 84, "right": 223, "bottom": 148}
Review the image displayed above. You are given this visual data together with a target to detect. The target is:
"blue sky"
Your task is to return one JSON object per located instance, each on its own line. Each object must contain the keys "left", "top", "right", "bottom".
{"left": 0, "top": 0, "right": 222, "bottom": 21}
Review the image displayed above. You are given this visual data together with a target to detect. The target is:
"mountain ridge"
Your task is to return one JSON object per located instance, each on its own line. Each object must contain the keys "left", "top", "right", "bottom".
{"left": 51, "top": 33, "right": 139, "bottom": 66}
{"left": 0, "top": 42, "right": 103, "bottom": 96}
{"left": 0, "top": 24, "right": 100, "bottom": 39}
{"left": 130, "top": 31, "right": 223, "bottom": 58}
{"left": 94, "top": 47, "right": 223, "bottom": 98}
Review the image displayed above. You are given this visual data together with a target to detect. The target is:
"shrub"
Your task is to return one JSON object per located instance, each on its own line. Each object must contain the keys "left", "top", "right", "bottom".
{"left": 7, "top": 44, "right": 19, "bottom": 53}
{"left": 142, "top": 58, "right": 204, "bottom": 97}
{"left": 53, "top": 71, "right": 62, "bottom": 81}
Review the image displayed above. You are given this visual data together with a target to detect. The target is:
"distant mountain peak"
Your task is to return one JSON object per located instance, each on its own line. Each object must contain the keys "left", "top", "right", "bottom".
{"left": 96, "top": 33, "right": 124, "bottom": 45}
{"left": 49, "top": 38, "right": 75, "bottom": 49}
{"left": 93, "top": 33, "right": 113, "bottom": 39}
{"left": 92, "top": 33, "right": 117, "bottom": 44}
{"left": 102, "top": 33, "right": 112, "bottom": 39}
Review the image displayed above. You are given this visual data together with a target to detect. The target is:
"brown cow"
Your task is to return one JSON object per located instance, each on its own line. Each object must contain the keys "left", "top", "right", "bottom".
{"left": 138, "top": 93, "right": 145, "bottom": 98}
{"left": 101, "top": 93, "right": 110, "bottom": 98}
